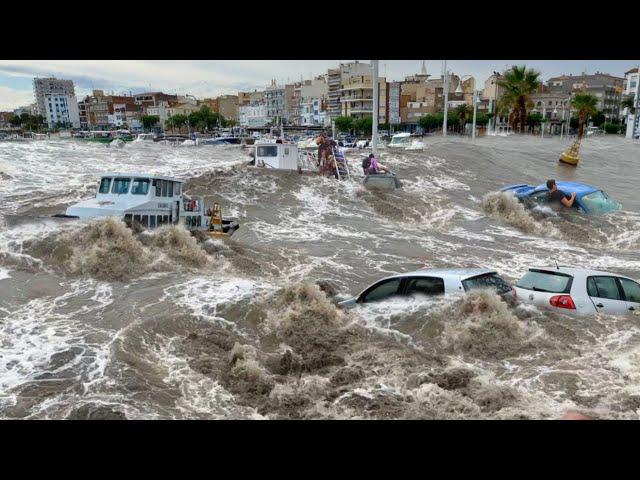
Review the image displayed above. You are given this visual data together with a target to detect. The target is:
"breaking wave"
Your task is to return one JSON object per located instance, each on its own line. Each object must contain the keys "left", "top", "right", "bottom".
{"left": 481, "top": 191, "right": 558, "bottom": 236}
{"left": 21, "top": 218, "right": 213, "bottom": 281}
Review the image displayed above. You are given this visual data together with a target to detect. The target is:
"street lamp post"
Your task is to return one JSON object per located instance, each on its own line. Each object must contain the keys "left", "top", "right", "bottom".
{"left": 471, "top": 89, "right": 479, "bottom": 140}
{"left": 443, "top": 60, "right": 449, "bottom": 137}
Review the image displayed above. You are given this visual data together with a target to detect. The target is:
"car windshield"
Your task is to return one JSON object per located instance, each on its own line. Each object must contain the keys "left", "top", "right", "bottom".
{"left": 516, "top": 270, "right": 572, "bottom": 293}
{"left": 462, "top": 273, "right": 512, "bottom": 294}
{"left": 579, "top": 190, "right": 621, "bottom": 215}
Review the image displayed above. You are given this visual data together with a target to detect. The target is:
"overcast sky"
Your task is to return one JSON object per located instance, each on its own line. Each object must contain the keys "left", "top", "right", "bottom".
{"left": 1, "top": 60, "right": 638, "bottom": 110}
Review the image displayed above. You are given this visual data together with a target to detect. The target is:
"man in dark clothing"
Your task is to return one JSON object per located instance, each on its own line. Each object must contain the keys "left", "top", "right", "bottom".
{"left": 546, "top": 179, "right": 576, "bottom": 208}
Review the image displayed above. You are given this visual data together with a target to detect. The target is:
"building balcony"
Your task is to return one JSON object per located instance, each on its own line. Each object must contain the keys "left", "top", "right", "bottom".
{"left": 341, "top": 97, "right": 373, "bottom": 103}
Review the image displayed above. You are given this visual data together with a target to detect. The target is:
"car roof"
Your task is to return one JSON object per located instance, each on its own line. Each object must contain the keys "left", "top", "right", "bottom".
{"left": 390, "top": 268, "right": 497, "bottom": 281}
{"left": 528, "top": 266, "right": 637, "bottom": 281}
{"left": 532, "top": 181, "right": 599, "bottom": 196}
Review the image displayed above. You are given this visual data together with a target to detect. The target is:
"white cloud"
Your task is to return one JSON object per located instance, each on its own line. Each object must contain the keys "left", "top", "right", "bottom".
{"left": 0, "top": 85, "right": 34, "bottom": 111}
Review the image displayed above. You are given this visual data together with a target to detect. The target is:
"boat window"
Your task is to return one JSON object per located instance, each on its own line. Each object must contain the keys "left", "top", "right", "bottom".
{"left": 131, "top": 178, "right": 150, "bottom": 195}
{"left": 149, "top": 215, "right": 156, "bottom": 228}
{"left": 257, "top": 146, "right": 278, "bottom": 157}
{"left": 99, "top": 177, "right": 111, "bottom": 194}
{"left": 620, "top": 278, "right": 640, "bottom": 303}
{"left": 580, "top": 190, "right": 621, "bottom": 215}
{"left": 175, "top": 183, "right": 181, "bottom": 195}
{"left": 141, "top": 215, "right": 148, "bottom": 227}
{"left": 168, "top": 181, "right": 174, "bottom": 197}
{"left": 157, "top": 215, "right": 163, "bottom": 226}
{"left": 133, "top": 215, "right": 141, "bottom": 224}
{"left": 112, "top": 178, "right": 131, "bottom": 194}
{"left": 406, "top": 277, "right": 445, "bottom": 296}
{"left": 361, "top": 278, "right": 402, "bottom": 303}
{"left": 153, "top": 179, "right": 161, "bottom": 196}
{"left": 161, "top": 180, "right": 168, "bottom": 197}
{"left": 163, "top": 215, "right": 168, "bottom": 224}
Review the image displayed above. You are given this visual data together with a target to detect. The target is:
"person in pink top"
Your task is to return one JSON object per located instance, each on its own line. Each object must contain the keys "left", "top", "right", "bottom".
{"left": 363, "top": 153, "right": 391, "bottom": 175}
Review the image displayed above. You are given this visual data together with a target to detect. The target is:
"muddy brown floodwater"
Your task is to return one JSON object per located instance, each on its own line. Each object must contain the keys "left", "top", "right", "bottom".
{"left": 1, "top": 136, "right": 639, "bottom": 419}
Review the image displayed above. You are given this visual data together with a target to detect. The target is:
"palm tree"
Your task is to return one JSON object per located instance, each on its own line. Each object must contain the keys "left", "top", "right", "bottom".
{"left": 570, "top": 92, "right": 599, "bottom": 140}
{"left": 455, "top": 104, "right": 469, "bottom": 132}
{"left": 497, "top": 66, "right": 542, "bottom": 133}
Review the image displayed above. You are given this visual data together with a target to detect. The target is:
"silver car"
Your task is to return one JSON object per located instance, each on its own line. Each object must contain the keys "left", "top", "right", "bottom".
{"left": 338, "top": 268, "right": 512, "bottom": 308}
{"left": 513, "top": 266, "right": 640, "bottom": 315}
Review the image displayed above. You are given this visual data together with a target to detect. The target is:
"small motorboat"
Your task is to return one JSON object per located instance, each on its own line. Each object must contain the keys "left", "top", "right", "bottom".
{"left": 108, "top": 138, "right": 126, "bottom": 148}
{"left": 362, "top": 173, "right": 402, "bottom": 190}
{"left": 388, "top": 132, "right": 411, "bottom": 148}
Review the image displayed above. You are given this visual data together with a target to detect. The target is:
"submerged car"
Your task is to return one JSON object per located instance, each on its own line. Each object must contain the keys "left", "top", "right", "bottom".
{"left": 501, "top": 181, "right": 621, "bottom": 215}
{"left": 513, "top": 266, "right": 640, "bottom": 315}
{"left": 338, "top": 268, "right": 512, "bottom": 308}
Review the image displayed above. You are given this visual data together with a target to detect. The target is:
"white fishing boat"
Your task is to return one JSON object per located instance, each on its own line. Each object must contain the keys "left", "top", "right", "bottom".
{"left": 250, "top": 141, "right": 318, "bottom": 172}
{"left": 388, "top": 132, "right": 412, "bottom": 148}
{"left": 56, "top": 173, "right": 239, "bottom": 237}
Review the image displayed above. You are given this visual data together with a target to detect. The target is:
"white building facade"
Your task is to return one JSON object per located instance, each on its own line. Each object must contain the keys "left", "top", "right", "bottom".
{"left": 625, "top": 67, "right": 639, "bottom": 139}
{"left": 33, "top": 77, "right": 75, "bottom": 118}
{"left": 43, "top": 93, "right": 80, "bottom": 128}
{"left": 239, "top": 103, "right": 269, "bottom": 127}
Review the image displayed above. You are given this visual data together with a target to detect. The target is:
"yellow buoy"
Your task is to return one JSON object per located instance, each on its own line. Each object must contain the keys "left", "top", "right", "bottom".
{"left": 559, "top": 138, "right": 581, "bottom": 166}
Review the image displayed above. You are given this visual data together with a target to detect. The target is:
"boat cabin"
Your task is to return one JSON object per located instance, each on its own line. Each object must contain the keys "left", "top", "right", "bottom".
{"left": 63, "top": 173, "right": 238, "bottom": 235}
{"left": 388, "top": 132, "right": 411, "bottom": 148}
{"left": 254, "top": 142, "right": 301, "bottom": 170}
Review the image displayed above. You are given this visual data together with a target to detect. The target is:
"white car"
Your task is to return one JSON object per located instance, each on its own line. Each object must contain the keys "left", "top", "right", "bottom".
{"left": 513, "top": 266, "right": 640, "bottom": 315}
{"left": 338, "top": 268, "right": 512, "bottom": 308}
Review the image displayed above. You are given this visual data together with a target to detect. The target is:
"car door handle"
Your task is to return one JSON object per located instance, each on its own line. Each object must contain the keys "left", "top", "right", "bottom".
{"left": 596, "top": 303, "right": 604, "bottom": 308}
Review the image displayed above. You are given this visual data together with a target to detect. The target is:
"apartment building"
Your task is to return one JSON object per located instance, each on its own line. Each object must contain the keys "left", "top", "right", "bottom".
{"left": 340, "top": 75, "right": 387, "bottom": 123}
{"left": 43, "top": 93, "right": 80, "bottom": 128}
{"left": 239, "top": 103, "right": 269, "bottom": 127}
{"left": 264, "top": 80, "right": 286, "bottom": 124}
{"left": 33, "top": 77, "right": 75, "bottom": 117}
{"left": 547, "top": 72, "right": 625, "bottom": 121}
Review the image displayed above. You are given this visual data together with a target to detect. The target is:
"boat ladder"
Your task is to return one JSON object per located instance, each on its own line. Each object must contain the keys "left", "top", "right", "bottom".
{"left": 333, "top": 152, "right": 351, "bottom": 181}
{"left": 209, "top": 203, "right": 223, "bottom": 232}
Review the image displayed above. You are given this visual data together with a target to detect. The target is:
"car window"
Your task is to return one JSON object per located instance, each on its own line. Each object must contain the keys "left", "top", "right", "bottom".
{"left": 619, "top": 278, "right": 640, "bottom": 303}
{"left": 463, "top": 273, "right": 511, "bottom": 294}
{"left": 361, "top": 278, "right": 402, "bottom": 303}
{"left": 406, "top": 277, "right": 444, "bottom": 296}
{"left": 528, "top": 190, "right": 548, "bottom": 203}
{"left": 516, "top": 270, "right": 572, "bottom": 293}
{"left": 588, "top": 276, "right": 621, "bottom": 300}
{"left": 580, "top": 190, "right": 621, "bottom": 215}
